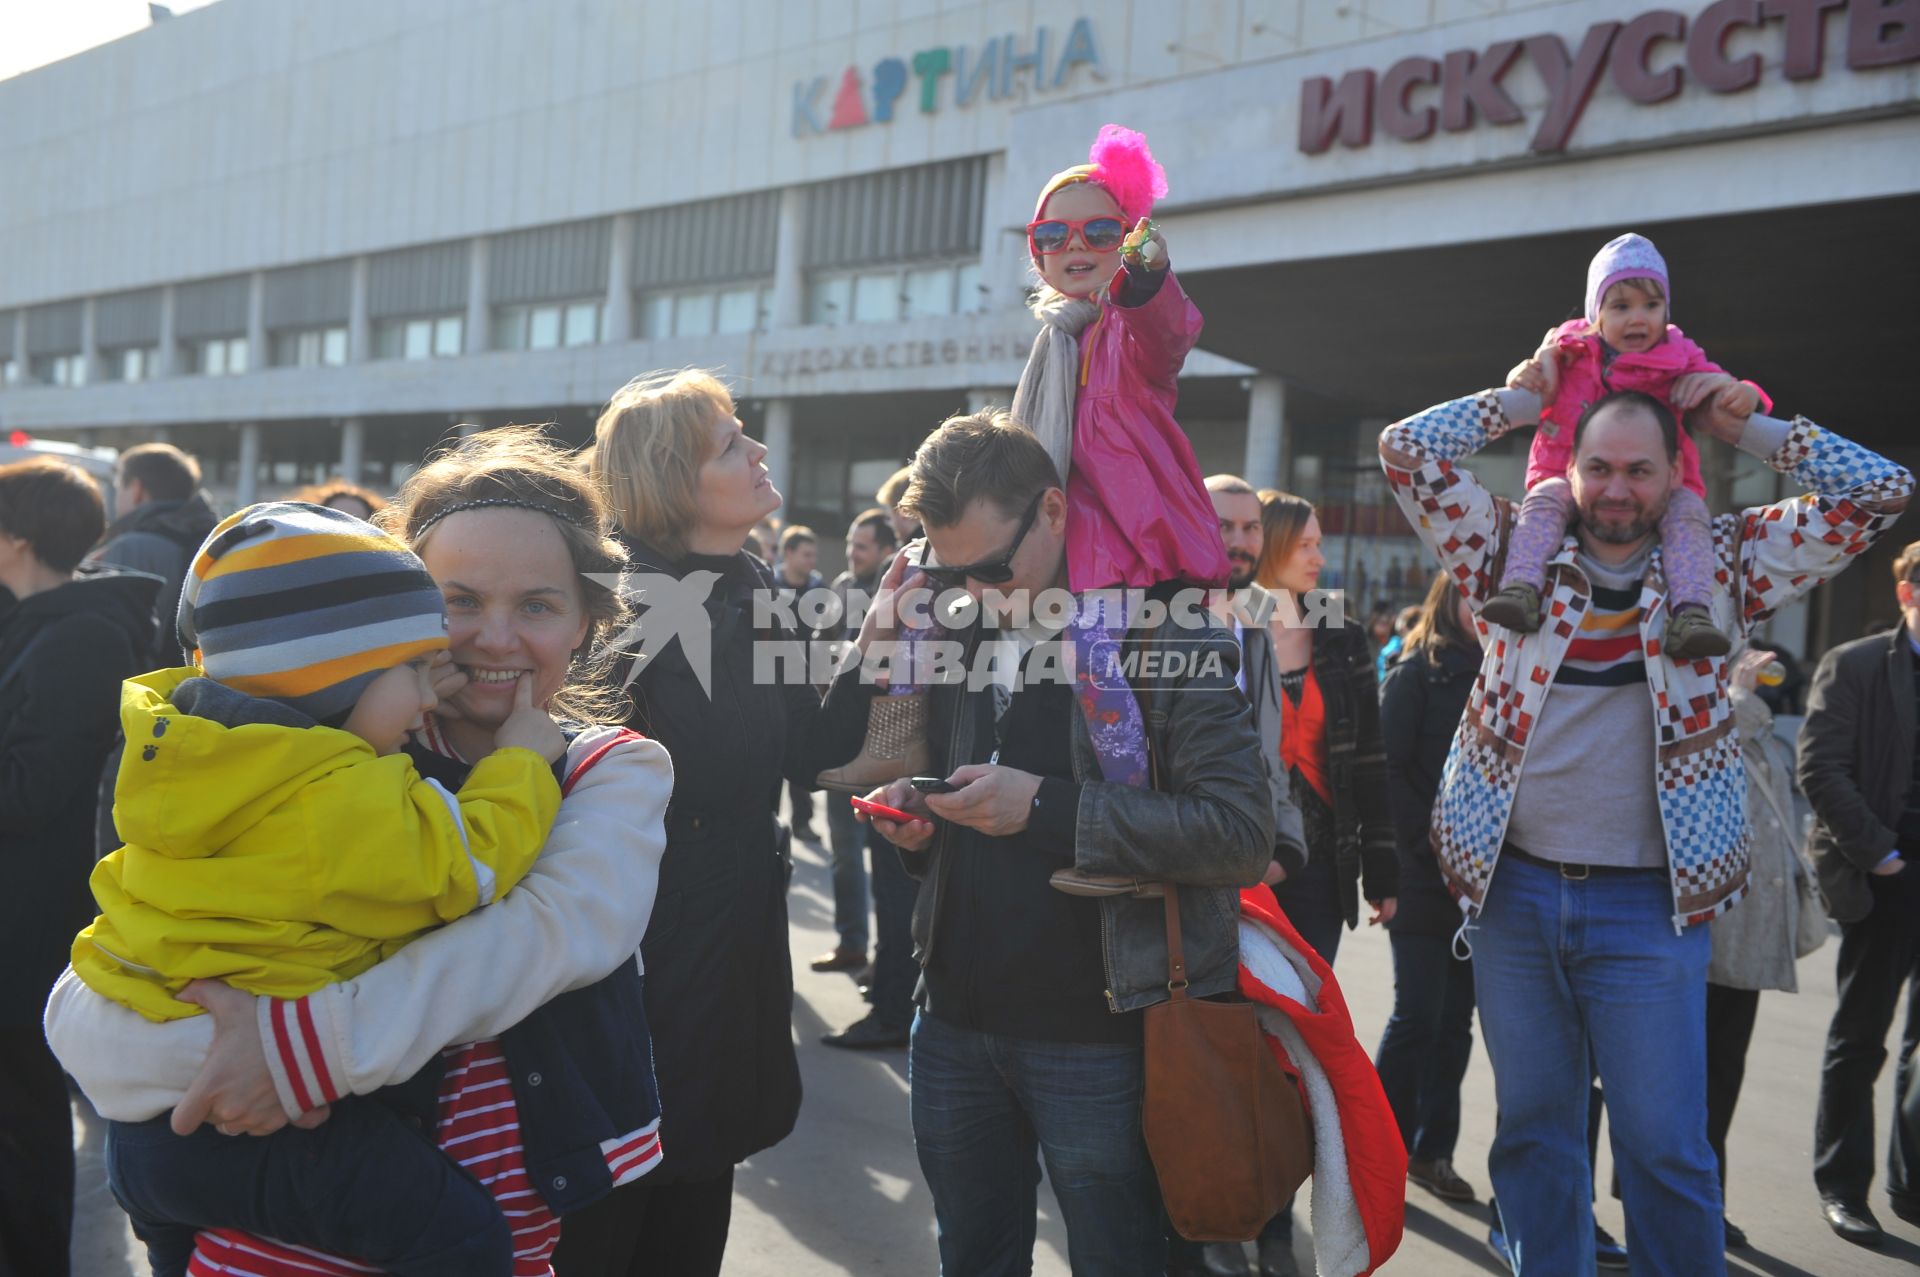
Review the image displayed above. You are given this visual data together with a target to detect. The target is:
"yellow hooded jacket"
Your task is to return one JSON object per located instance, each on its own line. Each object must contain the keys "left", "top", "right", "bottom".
{"left": 72, "top": 668, "right": 561, "bottom": 1021}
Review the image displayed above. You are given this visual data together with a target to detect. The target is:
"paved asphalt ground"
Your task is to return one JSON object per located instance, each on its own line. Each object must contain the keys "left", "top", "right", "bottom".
{"left": 72, "top": 808, "right": 1919, "bottom": 1275}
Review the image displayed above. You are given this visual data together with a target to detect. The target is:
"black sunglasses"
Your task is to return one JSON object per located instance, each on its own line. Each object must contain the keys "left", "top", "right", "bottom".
{"left": 919, "top": 490, "right": 1046, "bottom": 588}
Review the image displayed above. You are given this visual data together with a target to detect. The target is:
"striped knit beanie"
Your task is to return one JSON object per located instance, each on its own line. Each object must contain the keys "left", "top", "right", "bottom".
{"left": 176, "top": 502, "right": 448, "bottom": 723}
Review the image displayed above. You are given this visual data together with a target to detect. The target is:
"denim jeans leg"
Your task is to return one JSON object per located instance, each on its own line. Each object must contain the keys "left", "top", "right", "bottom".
{"left": 1575, "top": 873, "right": 1724, "bottom": 1276}
{"left": 1002, "top": 1036, "right": 1167, "bottom": 1277}
{"left": 910, "top": 1012, "right": 1042, "bottom": 1277}
{"left": 1376, "top": 931, "right": 1448, "bottom": 1154}
{"left": 106, "top": 1100, "right": 512, "bottom": 1277}
{"left": 824, "top": 794, "right": 871, "bottom": 953}
{"left": 1471, "top": 857, "right": 1596, "bottom": 1277}
{"left": 1421, "top": 947, "right": 1477, "bottom": 1161}
{"left": 868, "top": 827, "right": 919, "bottom": 1028}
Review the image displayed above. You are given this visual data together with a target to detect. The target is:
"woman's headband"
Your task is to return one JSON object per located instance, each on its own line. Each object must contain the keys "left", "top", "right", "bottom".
{"left": 413, "top": 496, "right": 592, "bottom": 539}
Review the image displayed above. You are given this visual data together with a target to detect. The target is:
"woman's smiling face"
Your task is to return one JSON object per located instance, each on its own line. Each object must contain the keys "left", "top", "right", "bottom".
{"left": 416, "top": 507, "right": 590, "bottom": 731}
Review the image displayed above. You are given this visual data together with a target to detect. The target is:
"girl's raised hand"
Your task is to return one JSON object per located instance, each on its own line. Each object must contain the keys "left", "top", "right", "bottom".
{"left": 1122, "top": 218, "right": 1168, "bottom": 272}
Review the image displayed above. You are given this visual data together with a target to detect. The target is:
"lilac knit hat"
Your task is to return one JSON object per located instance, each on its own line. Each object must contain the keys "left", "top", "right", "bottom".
{"left": 1586, "top": 232, "right": 1670, "bottom": 322}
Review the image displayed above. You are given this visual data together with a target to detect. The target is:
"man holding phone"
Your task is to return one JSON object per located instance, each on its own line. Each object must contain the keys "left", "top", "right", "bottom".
{"left": 820, "top": 409, "right": 1274, "bottom": 1275}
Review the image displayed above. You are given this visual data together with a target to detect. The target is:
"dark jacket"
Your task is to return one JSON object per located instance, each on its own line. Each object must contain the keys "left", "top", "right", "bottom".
{"left": 1379, "top": 641, "right": 1479, "bottom": 937}
{"left": 0, "top": 569, "right": 157, "bottom": 1026}
{"left": 1798, "top": 627, "right": 1915, "bottom": 925}
{"left": 1234, "top": 585, "right": 1311, "bottom": 879}
{"left": 612, "top": 536, "right": 864, "bottom": 1182}
{"left": 824, "top": 593, "right": 1275, "bottom": 1013}
{"left": 1311, "top": 618, "right": 1398, "bottom": 926}
{"left": 87, "top": 492, "right": 220, "bottom": 668}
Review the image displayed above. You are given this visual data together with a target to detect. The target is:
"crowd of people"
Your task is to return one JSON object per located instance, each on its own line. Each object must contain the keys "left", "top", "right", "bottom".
{"left": 1, "top": 125, "right": 1916, "bottom": 1277}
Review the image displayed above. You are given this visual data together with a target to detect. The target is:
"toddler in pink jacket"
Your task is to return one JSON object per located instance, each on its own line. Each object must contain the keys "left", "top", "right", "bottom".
{"left": 1485, "top": 233, "right": 1768, "bottom": 659}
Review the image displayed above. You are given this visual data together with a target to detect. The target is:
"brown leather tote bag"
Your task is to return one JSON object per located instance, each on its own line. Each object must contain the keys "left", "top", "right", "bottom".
{"left": 1143, "top": 883, "right": 1314, "bottom": 1242}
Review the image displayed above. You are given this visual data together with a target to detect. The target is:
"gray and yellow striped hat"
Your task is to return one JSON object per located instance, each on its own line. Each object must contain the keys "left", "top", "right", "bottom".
{"left": 176, "top": 502, "right": 448, "bottom": 723}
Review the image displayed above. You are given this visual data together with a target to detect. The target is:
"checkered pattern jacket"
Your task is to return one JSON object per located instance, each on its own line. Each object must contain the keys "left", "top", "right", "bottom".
{"left": 1379, "top": 390, "right": 1912, "bottom": 930}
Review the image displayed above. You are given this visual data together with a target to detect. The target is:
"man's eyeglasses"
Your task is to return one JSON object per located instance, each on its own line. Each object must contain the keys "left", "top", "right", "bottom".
{"left": 1027, "top": 216, "right": 1128, "bottom": 256}
{"left": 919, "top": 490, "right": 1046, "bottom": 588}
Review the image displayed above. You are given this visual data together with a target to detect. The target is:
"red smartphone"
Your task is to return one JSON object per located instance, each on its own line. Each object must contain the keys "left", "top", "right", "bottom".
{"left": 849, "top": 795, "right": 923, "bottom": 825}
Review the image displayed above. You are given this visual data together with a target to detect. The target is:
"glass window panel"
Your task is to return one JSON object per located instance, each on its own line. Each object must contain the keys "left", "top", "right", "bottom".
{"left": 203, "top": 341, "right": 226, "bottom": 376}
{"left": 642, "top": 294, "right": 674, "bottom": 339}
{"left": 528, "top": 306, "right": 562, "bottom": 350}
{"left": 373, "top": 321, "right": 403, "bottom": 360}
{"left": 904, "top": 265, "right": 956, "bottom": 318}
{"left": 852, "top": 272, "right": 901, "bottom": 324}
{"left": 323, "top": 328, "right": 348, "bottom": 365}
{"left": 715, "top": 287, "right": 758, "bottom": 335}
{"left": 403, "top": 319, "right": 432, "bottom": 361}
{"left": 228, "top": 339, "right": 248, "bottom": 375}
{"left": 808, "top": 275, "right": 851, "bottom": 325}
{"left": 432, "top": 317, "right": 461, "bottom": 357}
{"left": 491, "top": 308, "right": 525, "bottom": 351}
{"left": 956, "top": 261, "right": 983, "bottom": 313}
{"left": 563, "top": 302, "right": 599, "bottom": 347}
{"left": 673, "top": 293, "right": 714, "bottom": 338}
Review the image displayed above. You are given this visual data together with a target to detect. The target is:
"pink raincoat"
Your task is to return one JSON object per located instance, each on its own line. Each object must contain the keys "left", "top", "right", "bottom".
{"left": 1530, "top": 318, "right": 1771, "bottom": 497}
{"left": 1068, "top": 269, "right": 1230, "bottom": 591}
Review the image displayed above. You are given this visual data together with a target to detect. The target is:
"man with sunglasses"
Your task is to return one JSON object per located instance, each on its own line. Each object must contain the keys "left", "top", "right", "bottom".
{"left": 1802, "top": 540, "right": 1920, "bottom": 1246}
{"left": 817, "top": 408, "right": 1274, "bottom": 1275}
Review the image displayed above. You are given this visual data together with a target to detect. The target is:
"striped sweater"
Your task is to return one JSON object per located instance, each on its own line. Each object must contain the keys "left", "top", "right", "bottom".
{"left": 1380, "top": 389, "right": 1912, "bottom": 930}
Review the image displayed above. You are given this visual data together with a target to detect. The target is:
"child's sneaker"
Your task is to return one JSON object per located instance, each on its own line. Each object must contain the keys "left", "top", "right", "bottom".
{"left": 1664, "top": 604, "right": 1732, "bottom": 661}
{"left": 1480, "top": 584, "right": 1543, "bottom": 633}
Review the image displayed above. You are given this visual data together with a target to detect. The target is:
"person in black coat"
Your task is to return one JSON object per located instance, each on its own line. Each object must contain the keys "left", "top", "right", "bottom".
{"left": 1374, "top": 571, "right": 1483, "bottom": 1206}
{"left": 0, "top": 457, "right": 157, "bottom": 1277}
{"left": 567, "top": 372, "right": 863, "bottom": 1277}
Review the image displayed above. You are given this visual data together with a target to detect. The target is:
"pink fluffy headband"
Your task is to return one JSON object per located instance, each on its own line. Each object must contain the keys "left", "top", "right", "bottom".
{"left": 1033, "top": 124, "right": 1169, "bottom": 226}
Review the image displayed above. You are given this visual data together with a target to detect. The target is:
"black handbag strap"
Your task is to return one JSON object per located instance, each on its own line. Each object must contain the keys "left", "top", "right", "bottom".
{"left": 1162, "top": 882, "right": 1189, "bottom": 999}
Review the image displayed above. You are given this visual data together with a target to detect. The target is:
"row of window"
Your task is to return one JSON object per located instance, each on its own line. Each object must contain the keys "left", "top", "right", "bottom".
{"left": 2, "top": 264, "right": 999, "bottom": 388}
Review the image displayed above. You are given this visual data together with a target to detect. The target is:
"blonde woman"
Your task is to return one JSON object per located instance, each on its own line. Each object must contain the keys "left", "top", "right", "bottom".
{"left": 571, "top": 370, "right": 863, "bottom": 1276}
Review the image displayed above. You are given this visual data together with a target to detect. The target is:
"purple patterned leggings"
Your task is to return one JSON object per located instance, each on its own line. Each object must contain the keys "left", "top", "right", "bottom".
{"left": 1499, "top": 478, "right": 1715, "bottom": 610}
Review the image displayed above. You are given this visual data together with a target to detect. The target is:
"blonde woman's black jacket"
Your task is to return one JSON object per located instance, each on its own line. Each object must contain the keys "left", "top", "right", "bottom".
{"left": 609, "top": 537, "right": 863, "bottom": 1181}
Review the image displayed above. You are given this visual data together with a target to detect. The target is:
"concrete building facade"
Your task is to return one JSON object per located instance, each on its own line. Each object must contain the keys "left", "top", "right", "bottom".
{"left": 1, "top": 0, "right": 1915, "bottom": 653}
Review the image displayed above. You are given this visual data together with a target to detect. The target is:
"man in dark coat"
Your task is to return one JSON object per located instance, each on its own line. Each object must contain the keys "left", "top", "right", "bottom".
{"left": 86, "top": 442, "right": 218, "bottom": 669}
{"left": 0, "top": 457, "right": 157, "bottom": 1277}
{"left": 1800, "top": 539, "right": 1920, "bottom": 1247}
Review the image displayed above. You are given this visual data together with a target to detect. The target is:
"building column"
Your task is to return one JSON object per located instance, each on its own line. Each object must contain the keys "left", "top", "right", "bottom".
{"left": 763, "top": 398, "right": 795, "bottom": 503}
{"left": 156, "top": 285, "right": 178, "bottom": 378}
{"left": 452, "top": 413, "right": 484, "bottom": 438}
{"left": 246, "top": 271, "right": 268, "bottom": 371}
{"left": 347, "top": 256, "right": 371, "bottom": 364}
{"left": 80, "top": 298, "right": 100, "bottom": 386}
{"left": 966, "top": 387, "right": 1012, "bottom": 414}
{"left": 9, "top": 309, "right": 25, "bottom": 381}
{"left": 975, "top": 152, "right": 1026, "bottom": 312}
{"left": 1243, "top": 375, "right": 1286, "bottom": 490}
{"left": 235, "top": 423, "right": 262, "bottom": 507}
{"left": 770, "top": 187, "right": 807, "bottom": 329}
{"left": 465, "top": 237, "right": 491, "bottom": 355}
{"left": 604, "top": 213, "right": 635, "bottom": 343}
{"left": 339, "top": 418, "right": 365, "bottom": 484}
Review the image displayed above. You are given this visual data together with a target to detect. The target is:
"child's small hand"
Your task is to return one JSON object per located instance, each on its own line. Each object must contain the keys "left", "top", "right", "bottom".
{"left": 1716, "top": 380, "right": 1762, "bottom": 419}
{"left": 426, "top": 650, "right": 468, "bottom": 718}
{"left": 495, "top": 675, "right": 566, "bottom": 762}
{"left": 1671, "top": 371, "right": 1737, "bottom": 411}
{"left": 1121, "top": 218, "right": 1168, "bottom": 272}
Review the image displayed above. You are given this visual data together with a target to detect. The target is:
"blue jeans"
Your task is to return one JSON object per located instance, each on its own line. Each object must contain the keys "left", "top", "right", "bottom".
{"left": 107, "top": 1099, "right": 510, "bottom": 1277}
{"left": 824, "top": 791, "right": 871, "bottom": 953}
{"left": 909, "top": 1011, "right": 1165, "bottom": 1276}
{"left": 869, "top": 832, "right": 919, "bottom": 1028}
{"left": 1473, "top": 856, "right": 1723, "bottom": 1277}
{"left": 1376, "top": 931, "right": 1476, "bottom": 1162}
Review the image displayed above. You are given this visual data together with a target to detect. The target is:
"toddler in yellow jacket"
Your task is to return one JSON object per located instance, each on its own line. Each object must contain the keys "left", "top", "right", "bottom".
{"left": 73, "top": 500, "right": 564, "bottom": 1020}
